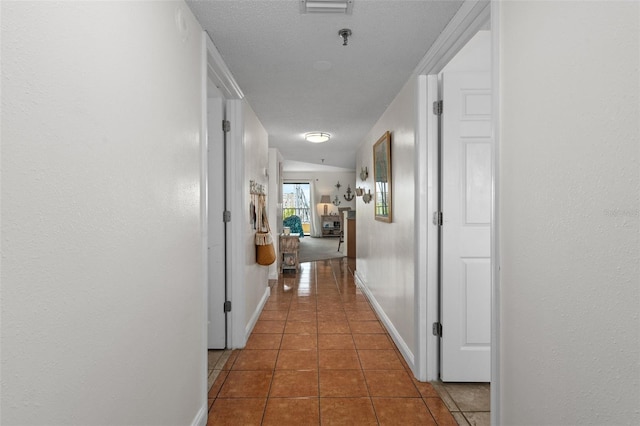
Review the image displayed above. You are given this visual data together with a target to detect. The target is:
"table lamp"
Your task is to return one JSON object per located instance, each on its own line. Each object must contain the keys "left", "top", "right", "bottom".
{"left": 320, "top": 195, "right": 331, "bottom": 215}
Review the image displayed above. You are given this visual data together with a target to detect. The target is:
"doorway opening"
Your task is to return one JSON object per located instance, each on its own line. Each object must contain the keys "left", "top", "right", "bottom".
{"left": 282, "top": 182, "right": 311, "bottom": 236}
{"left": 437, "top": 30, "right": 492, "bottom": 383}
{"left": 416, "top": 0, "right": 497, "bottom": 421}
{"left": 206, "top": 87, "right": 227, "bottom": 350}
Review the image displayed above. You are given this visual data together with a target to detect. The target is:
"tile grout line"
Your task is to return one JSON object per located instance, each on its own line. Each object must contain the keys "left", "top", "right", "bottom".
{"left": 314, "top": 262, "right": 323, "bottom": 426}
{"left": 333, "top": 258, "right": 381, "bottom": 424}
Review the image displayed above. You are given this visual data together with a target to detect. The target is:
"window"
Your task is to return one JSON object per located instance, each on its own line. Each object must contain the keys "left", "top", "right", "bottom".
{"left": 282, "top": 182, "right": 311, "bottom": 235}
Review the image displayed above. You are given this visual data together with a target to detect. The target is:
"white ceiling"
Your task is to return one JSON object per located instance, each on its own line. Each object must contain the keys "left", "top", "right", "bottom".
{"left": 187, "top": 0, "right": 464, "bottom": 170}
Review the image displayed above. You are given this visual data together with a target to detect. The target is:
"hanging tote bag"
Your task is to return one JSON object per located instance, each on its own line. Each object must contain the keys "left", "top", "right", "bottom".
{"left": 255, "top": 196, "right": 276, "bottom": 265}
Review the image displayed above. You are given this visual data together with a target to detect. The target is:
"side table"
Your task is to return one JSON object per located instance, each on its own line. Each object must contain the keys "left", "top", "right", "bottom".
{"left": 279, "top": 233, "right": 300, "bottom": 273}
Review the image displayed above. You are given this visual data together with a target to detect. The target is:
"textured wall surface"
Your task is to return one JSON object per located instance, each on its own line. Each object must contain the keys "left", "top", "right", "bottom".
{"left": 499, "top": 1, "right": 640, "bottom": 424}
{"left": 1, "top": 2, "right": 205, "bottom": 424}
{"left": 355, "top": 76, "right": 417, "bottom": 362}
{"left": 242, "top": 100, "right": 270, "bottom": 330}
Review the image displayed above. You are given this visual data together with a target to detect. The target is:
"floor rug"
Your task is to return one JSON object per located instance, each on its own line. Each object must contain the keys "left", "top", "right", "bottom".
{"left": 298, "top": 236, "right": 345, "bottom": 263}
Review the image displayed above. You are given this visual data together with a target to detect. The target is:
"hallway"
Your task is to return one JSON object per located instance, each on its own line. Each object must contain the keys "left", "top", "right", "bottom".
{"left": 205, "top": 259, "right": 482, "bottom": 425}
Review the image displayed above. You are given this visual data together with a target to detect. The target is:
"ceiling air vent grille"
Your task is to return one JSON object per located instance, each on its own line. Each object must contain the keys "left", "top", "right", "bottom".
{"left": 300, "top": 0, "right": 353, "bottom": 14}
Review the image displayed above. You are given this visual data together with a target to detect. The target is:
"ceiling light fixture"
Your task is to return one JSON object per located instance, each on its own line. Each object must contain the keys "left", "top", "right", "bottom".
{"left": 305, "top": 132, "right": 331, "bottom": 143}
{"left": 300, "top": 0, "right": 354, "bottom": 14}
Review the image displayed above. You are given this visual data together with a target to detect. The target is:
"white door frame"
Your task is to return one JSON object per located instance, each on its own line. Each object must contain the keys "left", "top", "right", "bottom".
{"left": 206, "top": 95, "right": 226, "bottom": 350}
{"left": 413, "top": 0, "right": 500, "bottom": 423}
{"left": 198, "top": 30, "right": 209, "bottom": 419}
{"left": 200, "top": 28, "right": 245, "bottom": 386}
{"left": 202, "top": 32, "right": 246, "bottom": 351}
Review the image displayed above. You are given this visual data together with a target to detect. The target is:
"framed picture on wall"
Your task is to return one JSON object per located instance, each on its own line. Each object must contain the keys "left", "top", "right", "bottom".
{"left": 373, "top": 131, "right": 392, "bottom": 222}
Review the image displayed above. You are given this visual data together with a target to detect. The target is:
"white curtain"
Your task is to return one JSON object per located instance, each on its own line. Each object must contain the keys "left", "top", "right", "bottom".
{"left": 309, "top": 180, "right": 321, "bottom": 237}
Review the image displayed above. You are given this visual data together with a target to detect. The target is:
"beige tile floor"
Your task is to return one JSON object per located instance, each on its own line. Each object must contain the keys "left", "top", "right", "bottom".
{"left": 206, "top": 258, "right": 490, "bottom": 425}
{"left": 432, "top": 382, "right": 490, "bottom": 426}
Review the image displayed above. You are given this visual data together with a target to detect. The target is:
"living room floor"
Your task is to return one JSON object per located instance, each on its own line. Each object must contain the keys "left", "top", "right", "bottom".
{"left": 206, "top": 258, "right": 489, "bottom": 425}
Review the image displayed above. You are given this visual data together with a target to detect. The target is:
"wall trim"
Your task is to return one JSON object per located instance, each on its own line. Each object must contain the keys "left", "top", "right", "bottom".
{"left": 415, "top": 74, "right": 442, "bottom": 382}
{"left": 245, "top": 286, "right": 271, "bottom": 340}
{"left": 413, "top": 74, "right": 429, "bottom": 381}
{"left": 490, "top": 1, "right": 502, "bottom": 424}
{"left": 414, "top": 0, "right": 490, "bottom": 76}
{"left": 226, "top": 99, "right": 246, "bottom": 349}
{"left": 354, "top": 271, "right": 415, "bottom": 372}
{"left": 191, "top": 404, "right": 208, "bottom": 426}
{"left": 199, "top": 30, "right": 210, "bottom": 419}
{"left": 204, "top": 32, "right": 244, "bottom": 100}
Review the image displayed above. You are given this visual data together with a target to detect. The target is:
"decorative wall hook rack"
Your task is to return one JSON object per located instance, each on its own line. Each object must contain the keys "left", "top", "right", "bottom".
{"left": 332, "top": 195, "right": 341, "bottom": 206}
{"left": 344, "top": 185, "right": 354, "bottom": 201}
{"left": 249, "top": 180, "right": 266, "bottom": 195}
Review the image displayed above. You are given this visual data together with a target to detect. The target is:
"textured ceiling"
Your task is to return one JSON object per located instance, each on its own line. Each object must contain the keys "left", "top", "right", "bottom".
{"left": 187, "top": 0, "right": 463, "bottom": 170}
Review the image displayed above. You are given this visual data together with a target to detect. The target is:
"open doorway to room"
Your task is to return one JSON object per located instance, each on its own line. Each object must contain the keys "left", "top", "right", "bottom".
{"left": 438, "top": 29, "right": 492, "bottom": 383}
{"left": 429, "top": 30, "right": 493, "bottom": 424}
{"left": 282, "top": 182, "right": 311, "bottom": 236}
{"left": 416, "top": 2, "right": 496, "bottom": 423}
{"left": 282, "top": 181, "right": 347, "bottom": 263}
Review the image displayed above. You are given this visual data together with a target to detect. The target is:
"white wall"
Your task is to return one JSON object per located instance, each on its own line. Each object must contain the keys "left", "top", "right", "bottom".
{"left": 498, "top": 1, "right": 639, "bottom": 424}
{"left": 283, "top": 171, "right": 356, "bottom": 236}
{"left": 242, "top": 101, "right": 271, "bottom": 337}
{"left": 355, "top": 77, "right": 417, "bottom": 367}
{"left": 1, "top": 2, "right": 206, "bottom": 425}
{"left": 442, "top": 30, "right": 491, "bottom": 73}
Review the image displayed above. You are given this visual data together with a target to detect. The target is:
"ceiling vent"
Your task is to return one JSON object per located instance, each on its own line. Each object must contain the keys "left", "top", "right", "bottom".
{"left": 300, "top": 0, "right": 353, "bottom": 14}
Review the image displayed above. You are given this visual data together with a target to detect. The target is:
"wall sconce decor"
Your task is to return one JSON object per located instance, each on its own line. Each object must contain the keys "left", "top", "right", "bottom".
{"left": 344, "top": 185, "right": 354, "bottom": 201}
{"left": 355, "top": 187, "right": 364, "bottom": 197}
{"left": 362, "top": 190, "right": 372, "bottom": 204}
{"left": 332, "top": 195, "right": 341, "bottom": 206}
{"left": 320, "top": 195, "right": 331, "bottom": 215}
{"left": 360, "top": 167, "right": 369, "bottom": 181}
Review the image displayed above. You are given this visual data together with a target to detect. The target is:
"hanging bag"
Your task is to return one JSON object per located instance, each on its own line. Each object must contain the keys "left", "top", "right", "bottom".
{"left": 255, "top": 196, "right": 276, "bottom": 265}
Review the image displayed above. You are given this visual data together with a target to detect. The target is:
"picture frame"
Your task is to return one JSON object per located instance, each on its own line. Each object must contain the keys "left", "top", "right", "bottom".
{"left": 373, "top": 131, "right": 392, "bottom": 222}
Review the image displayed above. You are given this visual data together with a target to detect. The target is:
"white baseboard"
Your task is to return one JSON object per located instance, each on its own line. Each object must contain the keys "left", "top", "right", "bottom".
{"left": 354, "top": 271, "right": 416, "bottom": 374}
{"left": 244, "top": 285, "right": 271, "bottom": 340}
{"left": 191, "top": 403, "right": 208, "bottom": 426}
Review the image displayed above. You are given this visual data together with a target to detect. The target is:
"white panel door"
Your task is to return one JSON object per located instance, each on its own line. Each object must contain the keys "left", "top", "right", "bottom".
{"left": 208, "top": 97, "right": 226, "bottom": 349}
{"left": 441, "top": 71, "right": 492, "bottom": 382}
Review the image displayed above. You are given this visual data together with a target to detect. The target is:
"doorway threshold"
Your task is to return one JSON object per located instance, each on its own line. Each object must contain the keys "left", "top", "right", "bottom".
{"left": 431, "top": 381, "right": 490, "bottom": 426}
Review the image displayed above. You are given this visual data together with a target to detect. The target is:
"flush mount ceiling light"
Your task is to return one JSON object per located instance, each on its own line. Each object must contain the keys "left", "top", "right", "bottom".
{"left": 300, "top": 0, "right": 353, "bottom": 14}
{"left": 305, "top": 132, "right": 331, "bottom": 143}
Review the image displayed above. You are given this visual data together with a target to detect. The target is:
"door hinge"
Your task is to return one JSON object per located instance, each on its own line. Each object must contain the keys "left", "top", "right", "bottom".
{"left": 222, "top": 120, "right": 231, "bottom": 133}
{"left": 432, "top": 322, "right": 443, "bottom": 337}
{"left": 433, "top": 100, "right": 443, "bottom": 116}
{"left": 224, "top": 301, "right": 231, "bottom": 313}
{"left": 432, "top": 211, "right": 443, "bottom": 226}
{"left": 223, "top": 210, "right": 231, "bottom": 222}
